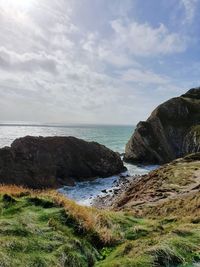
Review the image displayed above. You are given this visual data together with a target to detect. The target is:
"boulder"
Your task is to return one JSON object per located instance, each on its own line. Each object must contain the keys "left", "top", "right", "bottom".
{"left": 124, "top": 87, "right": 200, "bottom": 164}
{"left": 0, "top": 136, "right": 125, "bottom": 189}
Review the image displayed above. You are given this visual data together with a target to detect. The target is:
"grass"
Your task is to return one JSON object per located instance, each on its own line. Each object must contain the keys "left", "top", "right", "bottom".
{"left": 114, "top": 153, "right": 200, "bottom": 214}
{"left": 0, "top": 191, "right": 99, "bottom": 267}
{"left": 0, "top": 185, "right": 200, "bottom": 267}
{"left": 96, "top": 224, "right": 200, "bottom": 267}
{"left": 148, "top": 159, "right": 200, "bottom": 188}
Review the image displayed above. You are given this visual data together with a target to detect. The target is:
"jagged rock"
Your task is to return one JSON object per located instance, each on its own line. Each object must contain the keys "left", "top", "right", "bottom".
{"left": 124, "top": 87, "right": 200, "bottom": 164}
{"left": 101, "top": 189, "right": 107, "bottom": 193}
{"left": 0, "top": 136, "right": 125, "bottom": 189}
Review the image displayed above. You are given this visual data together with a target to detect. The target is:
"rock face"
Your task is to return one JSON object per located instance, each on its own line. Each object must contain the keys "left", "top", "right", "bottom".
{"left": 113, "top": 153, "right": 200, "bottom": 214}
{"left": 0, "top": 136, "right": 125, "bottom": 189}
{"left": 124, "top": 87, "right": 200, "bottom": 164}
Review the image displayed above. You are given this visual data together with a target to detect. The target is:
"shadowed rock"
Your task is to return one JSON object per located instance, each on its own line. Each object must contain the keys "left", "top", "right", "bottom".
{"left": 0, "top": 136, "right": 125, "bottom": 189}
{"left": 124, "top": 87, "right": 200, "bottom": 164}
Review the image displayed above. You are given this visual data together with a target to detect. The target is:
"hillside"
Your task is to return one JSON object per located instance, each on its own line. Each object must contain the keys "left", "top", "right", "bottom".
{"left": 114, "top": 153, "right": 200, "bottom": 217}
{"left": 1, "top": 151, "right": 200, "bottom": 267}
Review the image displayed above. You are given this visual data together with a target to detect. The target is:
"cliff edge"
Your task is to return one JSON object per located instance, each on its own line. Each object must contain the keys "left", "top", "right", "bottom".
{"left": 124, "top": 87, "right": 200, "bottom": 164}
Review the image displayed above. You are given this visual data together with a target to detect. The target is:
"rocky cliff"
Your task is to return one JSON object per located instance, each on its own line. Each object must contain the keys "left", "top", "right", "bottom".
{"left": 0, "top": 136, "right": 125, "bottom": 189}
{"left": 124, "top": 87, "right": 200, "bottom": 164}
{"left": 112, "top": 153, "right": 200, "bottom": 217}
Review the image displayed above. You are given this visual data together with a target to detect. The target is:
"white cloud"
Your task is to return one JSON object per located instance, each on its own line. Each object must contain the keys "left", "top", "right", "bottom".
{"left": 121, "top": 68, "right": 170, "bottom": 85}
{"left": 0, "top": 0, "right": 193, "bottom": 125}
{"left": 81, "top": 18, "right": 187, "bottom": 68}
{"left": 0, "top": 47, "right": 58, "bottom": 73}
{"left": 110, "top": 20, "right": 187, "bottom": 56}
{"left": 180, "top": 0, "right": 198, "bottom": 24}
{"left": 98, "top": 47, "right": 133, "bottom": 67}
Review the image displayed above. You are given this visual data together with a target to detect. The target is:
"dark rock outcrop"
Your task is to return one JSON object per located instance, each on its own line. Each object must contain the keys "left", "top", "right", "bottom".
{"left": 0, "top": 136, "right": 125, "bottom": 189}
{"left": 124, "top": 87, "right": 200, "bottom": 164}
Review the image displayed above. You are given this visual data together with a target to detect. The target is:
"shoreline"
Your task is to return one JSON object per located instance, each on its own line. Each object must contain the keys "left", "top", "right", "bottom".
{"left": 92, "top": 173, "right": 144, "bottom": 209}
{"left": 58, "top": 162, "right": 156, "bottom": 206}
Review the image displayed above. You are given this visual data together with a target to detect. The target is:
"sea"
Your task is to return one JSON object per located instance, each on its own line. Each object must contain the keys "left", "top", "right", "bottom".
{"left": 0, "top": 123, "right": 157, "bottom": 205}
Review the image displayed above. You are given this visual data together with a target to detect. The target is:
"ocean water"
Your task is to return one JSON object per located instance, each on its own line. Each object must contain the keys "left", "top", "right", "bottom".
{"left": 0, "top": 123, "right": 156, "bottom": 205}
{"left": 0, "top": 123, "right": 134, "bottom": 153}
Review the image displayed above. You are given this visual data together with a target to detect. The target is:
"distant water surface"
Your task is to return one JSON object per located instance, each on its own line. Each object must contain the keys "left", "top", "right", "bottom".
{"left": 0, "top": 123, "right": 157, "bottom": 205}
{"left": 0, "top": 123, "right": 133, "bottom": 153}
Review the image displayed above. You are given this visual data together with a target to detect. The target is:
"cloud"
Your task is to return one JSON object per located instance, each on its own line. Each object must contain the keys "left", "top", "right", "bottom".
{"left": 180, "top": 0, "right": 198, "bottom": 24}
{"left": 110, "top": 20, "right": 187, "bottom": 56}
{"left": 81, "top": 18, "right": 187, "bottom": 69}
{"left": 107, "top": 0, "right": 134, "bottom": 17}
{"left": 0, "top": 0, "right": 195, "bottom": 125}
{"left": 121, "top": 68, "right": 170, "bottom": 85}
{"left": 81, "top": 33, "right": 134, "bottom": 67}
{"left": 0, "top": 47, "right": 58, "bottom": 73}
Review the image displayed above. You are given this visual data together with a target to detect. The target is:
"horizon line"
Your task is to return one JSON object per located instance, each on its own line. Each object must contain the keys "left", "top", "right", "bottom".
{"left": 0, "top": 121, "right": 134, "bottom": 128}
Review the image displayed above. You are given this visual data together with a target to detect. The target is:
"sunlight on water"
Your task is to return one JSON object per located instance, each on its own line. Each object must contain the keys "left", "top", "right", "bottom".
{"left": 0, "top": 124, "right": 134, "bottom": 153}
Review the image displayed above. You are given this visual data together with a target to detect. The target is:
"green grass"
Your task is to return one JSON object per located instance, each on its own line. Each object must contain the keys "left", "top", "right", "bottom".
{"left": 0, "top": 194, "right": 99, "bottom": 267}
{"left": 0, "top": 190, "right": 200, "bottom": 267}
{"left": 96, "top": 225, "right": 200, "bottom": 267}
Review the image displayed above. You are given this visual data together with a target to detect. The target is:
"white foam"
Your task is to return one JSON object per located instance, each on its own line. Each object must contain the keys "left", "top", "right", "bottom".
{"left": 58, "top": 164, "right": 158, "bottom": 206}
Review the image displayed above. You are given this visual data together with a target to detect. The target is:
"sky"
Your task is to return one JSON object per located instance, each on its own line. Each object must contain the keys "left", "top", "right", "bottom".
{"left": 0, "top": 0, "right": 200, "bottom": 125}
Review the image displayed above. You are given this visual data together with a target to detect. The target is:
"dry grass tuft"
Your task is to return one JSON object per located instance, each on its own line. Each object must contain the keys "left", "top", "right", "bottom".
{"left": 0, "top": 184, "right": 31, "bottom": 196}
{"left": 0, "top": 185, "right": 117, "bottom": 245}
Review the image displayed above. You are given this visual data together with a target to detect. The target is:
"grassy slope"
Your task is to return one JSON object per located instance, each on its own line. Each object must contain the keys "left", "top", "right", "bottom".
{"left": 0, "top": 195, "right": 99, "bottom": 267}
{"left": 0, "top": 184, "right": 200, "bottom": 267}
{"left": 114, "top": 154, "right": 200, "bottom": 214}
